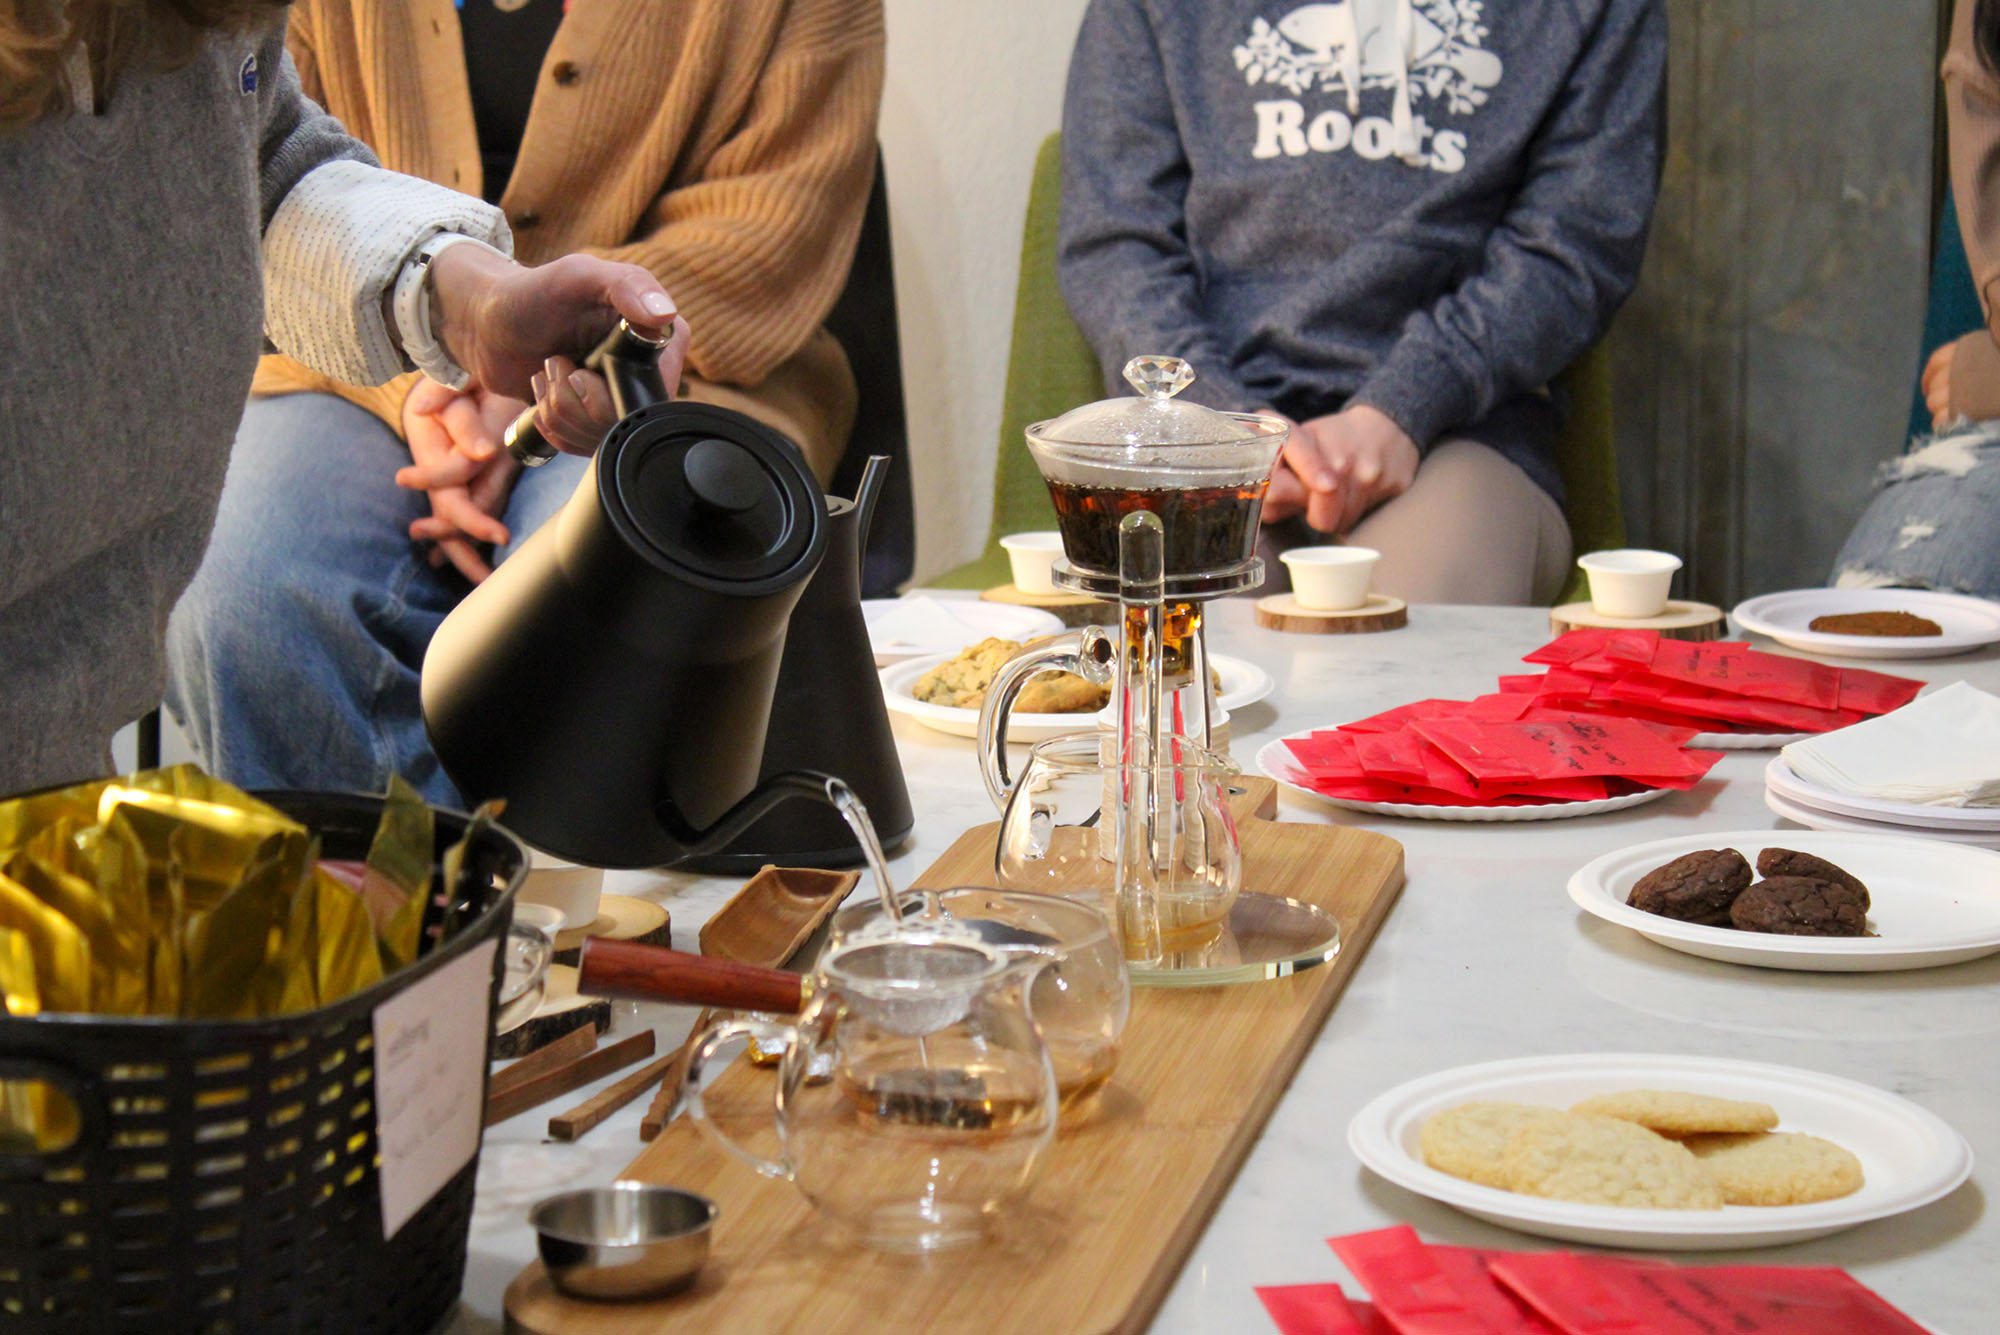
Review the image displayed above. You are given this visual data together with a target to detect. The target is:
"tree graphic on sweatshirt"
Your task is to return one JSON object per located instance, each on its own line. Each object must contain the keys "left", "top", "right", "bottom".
{"left": 1233, "top": 1, "right": 1501, "bottom": 117}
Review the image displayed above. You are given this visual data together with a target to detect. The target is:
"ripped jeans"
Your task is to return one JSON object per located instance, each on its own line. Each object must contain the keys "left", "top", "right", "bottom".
{"left": 1829, "top": 423, "right": 2000, "bottom": 599}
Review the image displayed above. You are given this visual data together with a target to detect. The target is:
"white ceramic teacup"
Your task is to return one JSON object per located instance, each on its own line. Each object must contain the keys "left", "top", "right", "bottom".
{"left": 1577, "top": 549, "right": 1682, "bottom": 618}
{"left": 999, "top": 531, "right": 1066, "bottom": 595}
{"left": 1280, "top": 546, "right": 1380, "bottom": 611}
{"left": 520, "top": 850, "right": 606, "bottom": 932}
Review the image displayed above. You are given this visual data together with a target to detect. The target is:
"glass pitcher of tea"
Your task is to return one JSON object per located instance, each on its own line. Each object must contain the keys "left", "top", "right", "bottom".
{"left": 992, "top": 730, "right": 1242, "bottom": 959}
{"left": 975, "top": 357, "right": 1284, "bottom": 966}
{"left": 829, "top": 886, "right": 1131, "bottom": 1116}
{"left": 682, "top": 926, "right": 1058, "bottom": 1252}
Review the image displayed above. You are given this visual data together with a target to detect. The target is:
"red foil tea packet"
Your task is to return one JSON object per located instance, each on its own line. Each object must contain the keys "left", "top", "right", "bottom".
{"left": 1485, "top": 1252, "right": 1931, "bottom": 1335}
{"left": 1644, "top": 639, "right": 1842, "bottom": 710}
{"left": 1413, "top": 717, "right": 1719, "bottom": 787}
{"left": 1328, "top": 1226, "right": 1557, "bottom": 1334}
{"left": 1836, "top": 666, "right": 1926, "bottom": 716}
{"left": 1257, "top": 1284, "right": 1396, "bottom": 1335}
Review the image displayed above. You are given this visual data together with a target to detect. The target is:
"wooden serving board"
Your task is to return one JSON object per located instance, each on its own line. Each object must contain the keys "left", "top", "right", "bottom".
{"left": 505, "top": 779, "right": 1404, "bottom": 1335}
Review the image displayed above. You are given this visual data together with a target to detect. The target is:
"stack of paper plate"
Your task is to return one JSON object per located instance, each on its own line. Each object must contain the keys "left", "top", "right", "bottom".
{"left": 1765, "top": 757, "right": 2000, "bottom": 848}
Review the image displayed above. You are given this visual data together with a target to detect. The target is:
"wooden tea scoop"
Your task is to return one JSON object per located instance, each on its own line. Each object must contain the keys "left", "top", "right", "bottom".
{"left": 578, "top": 939, "right": 806, "bottom": 1013}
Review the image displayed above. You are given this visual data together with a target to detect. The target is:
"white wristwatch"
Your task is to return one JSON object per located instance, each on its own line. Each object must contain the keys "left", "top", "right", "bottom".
{"left": 392, "top": 233, "right": 495, "bottom": 389}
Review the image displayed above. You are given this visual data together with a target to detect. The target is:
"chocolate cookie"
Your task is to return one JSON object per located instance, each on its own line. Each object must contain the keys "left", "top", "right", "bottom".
{"left": 1755, "top": 848, "right": 1870, "bottom": 908}
{"left": 1627, "top": 849, "right": 1752, "bottom": 926}
{"left": 1728, "top": 876, "right": 1869, "bottom": 936}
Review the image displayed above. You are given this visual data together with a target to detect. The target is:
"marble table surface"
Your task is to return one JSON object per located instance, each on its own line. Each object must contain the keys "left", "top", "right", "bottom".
{"left": 448, "top": 598, "right": 1999, "bottom": 1335}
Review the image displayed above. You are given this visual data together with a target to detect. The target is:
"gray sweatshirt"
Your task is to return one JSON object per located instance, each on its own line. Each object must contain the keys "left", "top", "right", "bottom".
{"left": 0, "top": 19, "right": 506, "bottom": 794}
{"left": 1058, "top": 0, "right": 1666, "bottom": 502}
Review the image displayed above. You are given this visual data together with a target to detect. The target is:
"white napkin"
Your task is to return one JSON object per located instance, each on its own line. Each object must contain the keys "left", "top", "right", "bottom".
{"left": 1780, "top": 681, "right": 2000, "bottom": 806}
{"left": 862, "top": 595, "right": 988, "bottom": 656}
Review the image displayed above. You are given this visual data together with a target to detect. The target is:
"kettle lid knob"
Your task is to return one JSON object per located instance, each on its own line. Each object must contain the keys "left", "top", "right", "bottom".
{"left": 684, "top": 437, "right": 765, "bottom": 514}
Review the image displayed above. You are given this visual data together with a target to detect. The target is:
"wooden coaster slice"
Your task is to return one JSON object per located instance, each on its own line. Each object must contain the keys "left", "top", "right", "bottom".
{"left": 1549, "top": 599, "right": 1726, "bottom": 642}
{"left": 489, "top": 963, "right": 612, "bottom": 1060}
{"left": 552, "top": 893, "right": 672, "bottom": 964}
{"left": 1255, "top": 592, "right": 1407, "bottom": 634}
{"left": 979, "top": 583, "right": 1111, "bottom": 628}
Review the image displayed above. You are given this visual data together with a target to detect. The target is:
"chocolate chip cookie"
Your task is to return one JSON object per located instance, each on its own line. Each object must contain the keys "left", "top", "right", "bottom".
{"left": 1755, "top": 848, "right": 1869, "bottom": 908}
{"left": 1627, "top": 849, "right": 1752, "bottom": 926}
{"left": 1728, "top": 875, "right": 1869, "bottom": 936}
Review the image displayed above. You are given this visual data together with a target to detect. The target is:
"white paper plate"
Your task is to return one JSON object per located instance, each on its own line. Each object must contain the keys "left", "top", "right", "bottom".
{"left": 1347, "top": 1052, "right": 1972, "bottom": 1249}
{"left": 862, "top": 598, "right": 1066, "bottom": 665}
{"left": 1255, "top": 734, "right": 1674, "bottom": 822}
{"left": 1568, "top": 830, "right": 2000, "bottom": 970}
{"left": 1688, "top": 729, "right": 1812, "bottom": 750}
{"left": 1765, "top": 788, "right": 2000, "bottom": 850}
{"left": 881, "top": 653, "right": 1272, "bottom": 742}
{"left": 1765, "top": 759, "right": 2000, "bottom": 830}
{"left": 1732, "top": 588, "right": 2000, "bottom": 659}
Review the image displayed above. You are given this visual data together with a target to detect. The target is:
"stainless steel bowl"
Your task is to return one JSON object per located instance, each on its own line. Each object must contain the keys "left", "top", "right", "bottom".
{"left": 529, "top": 1184, "right": 717, "bottom": 1301}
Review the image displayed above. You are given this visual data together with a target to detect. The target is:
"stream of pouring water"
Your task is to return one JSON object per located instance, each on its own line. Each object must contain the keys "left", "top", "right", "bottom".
{"left": 826, "top": 778, "right": 902, "bottom": 923}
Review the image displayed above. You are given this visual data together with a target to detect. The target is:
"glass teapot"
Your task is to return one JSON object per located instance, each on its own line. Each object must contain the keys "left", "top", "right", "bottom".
{"left": 976, "top": 358, "right": 1283, "bottom": 965}
{"left": 682, "top": 924, "right": 1058, "bottom": 1253}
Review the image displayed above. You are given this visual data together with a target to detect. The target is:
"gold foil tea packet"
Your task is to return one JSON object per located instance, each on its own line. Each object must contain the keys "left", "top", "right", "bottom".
{"left": 0, "top": 927, "right": 38, "bottom": 1017}
{"left": 119, "top": 764, "right": 296, "bottom": 824}
{"left": 0, "top": 776, "right": 113, "bottom": 868}
{"left": 180, "top": 832, "right": 302, "bottom": 1019}
{"left": 7, "top": 822, "right": 147, "bottom": 1015}
{"left": 87, "top": 810, "right": 180, "bottom": 1015}
{"left": 365, "top": 776, "right": 435, "bottom": 970}
{"left": 0, "top": 873, "right": 90, "bottom": 1015}
{"left": 281, "top": 865, "right": 385, "bottom": 1011}
{"left": 95, "top": 783, "right": 309, "bottom": 917}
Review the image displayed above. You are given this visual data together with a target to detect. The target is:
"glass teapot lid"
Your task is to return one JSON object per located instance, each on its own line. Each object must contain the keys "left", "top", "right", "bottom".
{"left": 1026, "top": 357, "right": 1285, "bottom": 490}
{"left": 1036, "top": 356, "right": 1263, "bottom": 447}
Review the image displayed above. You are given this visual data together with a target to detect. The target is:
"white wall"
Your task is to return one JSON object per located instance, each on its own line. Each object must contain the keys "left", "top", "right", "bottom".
{"left": 878, "top": 0, "right": 1093, "bottom": 582}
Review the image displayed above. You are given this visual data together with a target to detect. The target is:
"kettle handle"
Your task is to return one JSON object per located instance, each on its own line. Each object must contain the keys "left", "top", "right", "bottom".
{"left": 503, "top": 319, "right": 671, "bottom": 466}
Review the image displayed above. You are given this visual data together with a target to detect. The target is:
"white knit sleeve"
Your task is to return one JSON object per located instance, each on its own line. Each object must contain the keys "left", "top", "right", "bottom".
{"left": 261, "top": 160, "right": 514, "bottom": 386}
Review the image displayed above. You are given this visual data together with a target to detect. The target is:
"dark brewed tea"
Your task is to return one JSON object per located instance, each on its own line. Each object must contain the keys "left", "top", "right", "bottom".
{"left": 1046, "top": 479, "right": 1267, "bottom": 577}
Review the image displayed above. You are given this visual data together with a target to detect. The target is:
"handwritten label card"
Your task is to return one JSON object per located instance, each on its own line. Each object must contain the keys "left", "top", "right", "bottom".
{"left": 371, "top": 937, "right": 497, "bottom": 1239}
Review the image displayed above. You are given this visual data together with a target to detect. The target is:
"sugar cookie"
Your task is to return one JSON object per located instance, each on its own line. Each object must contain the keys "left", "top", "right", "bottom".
{"left": 1420, "top": 1102, "right": 1565, "bottom": 1189}
{"left": 1569, "top": 1089, "right": 1779, "bottom": 1136}
{"left": 1501, "top": 1113, "right": 1724, "bottom": 1210}
{"left": 1681, "top": 1131, "right": 1864, "bottom": 1206}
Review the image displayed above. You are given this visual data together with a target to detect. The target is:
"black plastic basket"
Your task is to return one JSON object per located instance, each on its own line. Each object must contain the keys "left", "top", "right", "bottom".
{"left": 0, "top": 790, "right": 527, "bottom": 1334}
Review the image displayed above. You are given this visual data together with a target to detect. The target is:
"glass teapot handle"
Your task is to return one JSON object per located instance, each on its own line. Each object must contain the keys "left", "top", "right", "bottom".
{"left": 683, "top": 1008, "right": 816, "bottom": 1181}
{"left": 977, "top": 626, "right": 1119, "bottom": 810}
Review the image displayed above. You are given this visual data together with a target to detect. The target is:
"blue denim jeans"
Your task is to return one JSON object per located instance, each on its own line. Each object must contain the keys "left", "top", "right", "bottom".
{"left": 165, "top": 392, "right": 588, "bottom": 806}
{"left": 1829, "top": 423, "right": 2000, "bottom": 599}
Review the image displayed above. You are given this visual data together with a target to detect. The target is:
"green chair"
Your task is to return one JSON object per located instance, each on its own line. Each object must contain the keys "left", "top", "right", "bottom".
{"left": 937, "top": 131, "right": 1622, "bottom": 607}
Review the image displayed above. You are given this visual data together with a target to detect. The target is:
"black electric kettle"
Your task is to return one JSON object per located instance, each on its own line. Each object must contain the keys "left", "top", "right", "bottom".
{"left": 421, "top": 321, "right": 839, "bottom": 868}
{"left": 676, "top": 458, "right": 915, "bottom": 873}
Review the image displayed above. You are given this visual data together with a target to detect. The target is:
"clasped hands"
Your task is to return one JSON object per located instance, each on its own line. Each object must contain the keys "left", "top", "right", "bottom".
{"left": 397, "top": 245, "right": 692, "bottom": 582}
{"left": 1261, "top": 403, "right": 1419, "bottom": 535}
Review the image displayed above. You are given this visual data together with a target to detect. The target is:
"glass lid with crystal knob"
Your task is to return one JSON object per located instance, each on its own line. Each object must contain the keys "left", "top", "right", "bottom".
{"left": 1026, "top": 356, "right": 1287, "bottom": 582}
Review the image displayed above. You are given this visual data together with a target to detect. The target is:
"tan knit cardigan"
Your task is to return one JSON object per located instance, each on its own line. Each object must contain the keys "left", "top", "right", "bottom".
{"left": 254, "top": 0, "right": 884, "bottom": 474}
